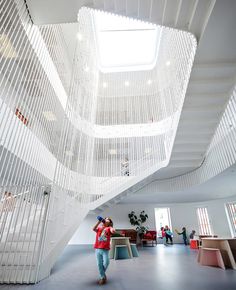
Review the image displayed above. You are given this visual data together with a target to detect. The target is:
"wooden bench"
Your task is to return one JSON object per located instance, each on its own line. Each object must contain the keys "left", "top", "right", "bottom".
{"left": 198, "top": 247, "right": 225, "bottom": 269}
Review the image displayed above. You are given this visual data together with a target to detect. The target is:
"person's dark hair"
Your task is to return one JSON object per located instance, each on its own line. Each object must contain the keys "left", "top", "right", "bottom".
{"left": 105, "top": 217, "right": 113, "bottom": 227}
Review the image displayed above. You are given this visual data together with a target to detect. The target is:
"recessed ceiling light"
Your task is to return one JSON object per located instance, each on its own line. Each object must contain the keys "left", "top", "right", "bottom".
{"left": 42, "top": 111, "right": 57, "bottom": 121}
{"left": 77, "top": 33, "right": 83, "bottom": 41}
{"left": 84, "top": 66, "right": 89, "bottom": 72}
{"left": 147, "top": 79, "right": 152, "bottom": 85}
{"left": 166, "top": 60, "right": 170, "bottom": 66}
{"left": 103, "top": 82, "right": 108, "bottom": 88}
{"left": 145, "top": 148, "right": 151, "bottom": 154}
{"left": 125, "top": 81, "right": 129, "bottom": 87}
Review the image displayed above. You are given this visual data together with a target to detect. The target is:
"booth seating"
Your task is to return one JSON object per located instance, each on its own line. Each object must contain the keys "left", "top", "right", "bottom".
{"left": 114, "top": 245, "right": 130, "bottom": 260}
{"left": 141, "top": 230, "right": 157, "bottom": 246}
{"left": 116, "top": 229, "right": 137, "bottom": 244}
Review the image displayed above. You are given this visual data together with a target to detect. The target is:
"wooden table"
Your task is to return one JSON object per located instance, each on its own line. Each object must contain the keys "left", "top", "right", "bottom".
{"left": 201, "top": 237, "right": 236, "bottom": 269}
{"left": 110, "top": 237, "right": 133, "bottom": 259}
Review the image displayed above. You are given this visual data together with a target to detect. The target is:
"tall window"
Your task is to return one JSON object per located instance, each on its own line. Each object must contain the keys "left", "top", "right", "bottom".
{"left": 155, "top": 207, "right": 172, "bottom": 233}
{"left": 196, "top": 207, "right": 212, "bottom": 235}
{"left": 225, "top": 202, "right": 236, "bottom": 237}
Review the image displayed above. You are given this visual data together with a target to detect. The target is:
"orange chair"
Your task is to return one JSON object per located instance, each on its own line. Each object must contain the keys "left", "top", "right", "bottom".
{"left": 190, "top": 239, "right": 199, "bottom": 249}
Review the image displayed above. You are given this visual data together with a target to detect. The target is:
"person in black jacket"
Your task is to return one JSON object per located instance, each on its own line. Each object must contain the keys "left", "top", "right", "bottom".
{"left": 176, "top": 227, "right": 188, "bottom": 245}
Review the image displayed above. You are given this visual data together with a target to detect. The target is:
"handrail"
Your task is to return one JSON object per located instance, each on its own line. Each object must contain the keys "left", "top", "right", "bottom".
{"left": 0, "top": 191, "right": 29, "bottom": 202}
{"left": 93, "top": 145, "right": 169, "bottom": 199}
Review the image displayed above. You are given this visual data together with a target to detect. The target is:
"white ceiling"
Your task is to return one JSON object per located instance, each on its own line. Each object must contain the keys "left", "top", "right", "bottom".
{"left": 120, "top": 164, "right": 236, "bottom": 204}
{"left": 25, "top": 0, "right": 236, "bottom": 204}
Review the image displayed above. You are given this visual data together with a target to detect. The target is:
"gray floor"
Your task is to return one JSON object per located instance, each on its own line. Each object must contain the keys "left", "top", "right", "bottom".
{"left": 1, "top": 244, "right": 236, "bottom": 290}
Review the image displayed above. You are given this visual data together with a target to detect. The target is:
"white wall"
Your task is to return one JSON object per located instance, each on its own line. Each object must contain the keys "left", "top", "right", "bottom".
{"left": 69, "top": 195, "right": 236, "bottom": 245}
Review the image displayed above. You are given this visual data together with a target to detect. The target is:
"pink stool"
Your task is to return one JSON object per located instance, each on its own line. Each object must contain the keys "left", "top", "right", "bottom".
{"left": 198, "top": 247, "right": 225, "bottom": 269}
{"left": 190, "top": 239, "right": 199, "bottom": 249}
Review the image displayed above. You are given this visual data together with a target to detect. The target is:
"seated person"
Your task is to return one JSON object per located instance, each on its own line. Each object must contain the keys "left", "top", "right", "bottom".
{"left": 189, "top": 230, "right": 196, "bottom": 240}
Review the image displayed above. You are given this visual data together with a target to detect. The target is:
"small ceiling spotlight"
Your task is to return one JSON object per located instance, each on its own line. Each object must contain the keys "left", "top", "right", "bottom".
{"left": 103, "top": 82, "right": 108, "bottom": 88}
{"left": 166, "top": 60, "right": 171, "bottom": 66}
{"left": 84, "top": 65, "right": 90, "bottom": 72}
{"left": 147, "top": 79, "right": 152, "bottom": 85}
{"left": 77, "top": 33, "right": 83, "bottom": 41}
{"left": 125, "top": 81, "right": 130, "bottom": 87}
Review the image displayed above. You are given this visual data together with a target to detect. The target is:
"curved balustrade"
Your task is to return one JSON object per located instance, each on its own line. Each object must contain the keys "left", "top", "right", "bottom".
{"left": 0, "top": 0, "right": 197, "bottom": 284}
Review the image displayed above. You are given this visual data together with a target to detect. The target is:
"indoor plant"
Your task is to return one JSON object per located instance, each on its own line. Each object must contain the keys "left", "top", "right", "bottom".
{"left": 128, "top": 210, "right": 149, "bottom": 238}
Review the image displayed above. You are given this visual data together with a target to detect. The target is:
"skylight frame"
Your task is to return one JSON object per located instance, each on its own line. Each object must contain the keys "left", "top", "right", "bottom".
{"left": 92, "top": 11, "right": 162, "bottom": 73}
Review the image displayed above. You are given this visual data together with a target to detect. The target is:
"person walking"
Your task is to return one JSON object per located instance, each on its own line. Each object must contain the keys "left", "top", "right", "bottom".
{"left": 121, "top": 157, "right": 129, "bottom": 176}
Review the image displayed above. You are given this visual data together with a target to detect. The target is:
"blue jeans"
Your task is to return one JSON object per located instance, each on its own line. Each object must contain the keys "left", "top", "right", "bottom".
{"left": 95, "top": 249, "right": 110, "bottom": 279}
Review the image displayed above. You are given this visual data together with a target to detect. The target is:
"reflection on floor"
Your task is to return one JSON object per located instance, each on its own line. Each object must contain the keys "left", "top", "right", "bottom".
{"left": 1, "top": 244, "right": 236, "bottom": 290}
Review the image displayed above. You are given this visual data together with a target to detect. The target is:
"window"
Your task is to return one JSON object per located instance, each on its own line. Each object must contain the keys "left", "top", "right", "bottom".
{"left": 225, "top": 202, "right": 236, "bottom": 237}
{"left": 93, "top": 10, "right": 161, "bottom": 73}
{"left": 196, "top": 207, "right": 212, "bottom": 235}
{"left": 155, "top": 207, "right": 172, "bottom": 234}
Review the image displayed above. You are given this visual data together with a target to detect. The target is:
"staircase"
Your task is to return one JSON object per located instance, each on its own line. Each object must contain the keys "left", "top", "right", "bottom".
{"left": 0, "top": 188, "right": 49, "bottom": 283}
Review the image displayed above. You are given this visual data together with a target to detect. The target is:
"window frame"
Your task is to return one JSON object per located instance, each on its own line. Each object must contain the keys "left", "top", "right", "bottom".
{"left": 225, "top": 202, "right": 236, "bottom": 237}
{"left": 196, "top": 207, "right": 213, "bottom": 236}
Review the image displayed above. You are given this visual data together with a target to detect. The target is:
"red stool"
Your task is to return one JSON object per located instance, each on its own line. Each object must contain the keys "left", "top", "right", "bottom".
{"left": 190, "top": 239, "right": 199, "bottom": 249}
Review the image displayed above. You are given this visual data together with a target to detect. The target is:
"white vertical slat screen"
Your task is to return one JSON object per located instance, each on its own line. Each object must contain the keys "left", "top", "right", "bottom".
{"left": 0, "top": 0, "right": 232, "bottom": 283}
{"left": 0, "top": 0, "right": 197, "bottom": 283}
{"left": 0, "top": 0, "right": 89, "bottom": 283}
{"left": 225, "top": 202, "right": 236, "bottom": 237}
{"left": 196, "top": 207, "right": 212, "bottom": 236}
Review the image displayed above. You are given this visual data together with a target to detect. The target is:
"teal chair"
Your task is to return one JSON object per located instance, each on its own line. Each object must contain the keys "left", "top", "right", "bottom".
{"left": 114, "top": 245, "right": 130, "bottom": 260}
{"left": 130, "top": 243, "right": 139, "bottom": 257}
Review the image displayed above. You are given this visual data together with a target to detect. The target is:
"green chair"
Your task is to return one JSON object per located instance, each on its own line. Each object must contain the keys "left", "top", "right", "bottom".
{"left": 114, "top": 245, "right": 130, "bottom": 260}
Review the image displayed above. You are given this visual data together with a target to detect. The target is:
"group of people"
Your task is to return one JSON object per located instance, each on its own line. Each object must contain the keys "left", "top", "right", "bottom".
{"left": 160, "top": 225, "right": 174, "bottom": 245}
{"left": 121, "top": 157, "right": 129, "bottom": 176}
{"left": 175, "top": 228, "right": 196, "bottom": 245}
{"left": 159, "top": 226, "right": 196, "bottom": 246}
{"left": 0, "top": 191, "right": 16, "bottom": 212}
{"left": 92, "top": 217, "right": 198, "bottom": 285}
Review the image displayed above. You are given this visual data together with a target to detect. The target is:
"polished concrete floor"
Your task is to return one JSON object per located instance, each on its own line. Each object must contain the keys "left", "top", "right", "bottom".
{"left": 1, "top": 244, "right": 236, "bottom": 290}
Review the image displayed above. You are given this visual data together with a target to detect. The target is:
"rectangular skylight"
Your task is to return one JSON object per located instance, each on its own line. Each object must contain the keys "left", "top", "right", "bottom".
{"left": 93, "top": 11, "right": 161, "bottom": 73}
